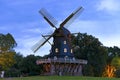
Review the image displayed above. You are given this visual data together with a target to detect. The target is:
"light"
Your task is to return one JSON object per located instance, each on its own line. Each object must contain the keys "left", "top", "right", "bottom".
{"left": 64, "top": 41, "right": 66, "bottom": 44}
{"left": 55, "top": 48, "right": 58, "bottom": 53}
{"left": 64, "top": 48, "right": 67, "bottom": 53}
{"left": 71, "top": 49, "right": 73, "bottom": 53}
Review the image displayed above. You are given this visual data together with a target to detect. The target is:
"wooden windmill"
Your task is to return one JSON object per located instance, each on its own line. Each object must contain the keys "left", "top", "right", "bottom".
{"left": 32, "top": 6, "right": 87, "bottom": 76}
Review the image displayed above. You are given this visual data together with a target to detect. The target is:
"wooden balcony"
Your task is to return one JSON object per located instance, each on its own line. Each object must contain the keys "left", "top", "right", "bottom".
{"left": 36, "top": 58, "right": 87, "bottom": 65}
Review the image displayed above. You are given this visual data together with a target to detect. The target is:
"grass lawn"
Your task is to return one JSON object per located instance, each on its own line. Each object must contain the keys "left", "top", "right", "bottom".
{"left": 0, "top": 76, "right": 120, "bottom": 80}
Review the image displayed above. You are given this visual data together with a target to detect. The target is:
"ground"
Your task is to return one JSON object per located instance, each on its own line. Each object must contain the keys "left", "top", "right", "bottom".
{"left": 0, "top": 76, "right": 120, "bottom": 80}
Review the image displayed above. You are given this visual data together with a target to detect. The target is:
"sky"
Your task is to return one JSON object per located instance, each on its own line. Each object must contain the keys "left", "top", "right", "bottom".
{"left": 0, "top": 0, "right": 120, "bottom": 56}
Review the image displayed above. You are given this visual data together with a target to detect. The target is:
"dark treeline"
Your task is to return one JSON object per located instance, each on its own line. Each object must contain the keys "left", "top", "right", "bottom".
{"left": 1, "top": 33, "right": 120, "bottom": 77}
{"left": 5, "top": 53, "right": 43, "bottom": 77}
{"left": 72, "top": 33, "right": 120, "bottom": 77}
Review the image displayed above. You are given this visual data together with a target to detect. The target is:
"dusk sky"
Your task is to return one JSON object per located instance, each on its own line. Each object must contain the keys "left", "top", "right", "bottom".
{"left": 0, "top": 0, "right": 120, "bottom": 56}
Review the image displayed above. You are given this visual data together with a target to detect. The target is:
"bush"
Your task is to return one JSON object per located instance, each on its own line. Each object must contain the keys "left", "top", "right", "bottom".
{"left": 82, "top": 64, "right": 94, "bottom": 76}
{"left": 115, "top": 69, "right": 120, "bottom": 78}
{"left": 4, "top": 68, "right": 21, "bottom": 77}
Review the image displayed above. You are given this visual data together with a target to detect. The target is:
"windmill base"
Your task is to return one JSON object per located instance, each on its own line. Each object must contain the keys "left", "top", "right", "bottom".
{"left": 36, "top": 59, "right": 87, "bottom": 76}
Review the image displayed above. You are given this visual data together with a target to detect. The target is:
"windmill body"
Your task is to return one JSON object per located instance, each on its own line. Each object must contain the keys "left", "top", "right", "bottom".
{"left": 50, "top": 27, "right": 74, "bottom": 59}
{"left": 32, "top": 6, "right": 87, "bottom": 76}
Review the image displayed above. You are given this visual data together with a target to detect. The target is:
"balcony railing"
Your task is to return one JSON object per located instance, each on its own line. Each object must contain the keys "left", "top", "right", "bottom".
{"left": 36, "top": 58, "right": 87, "bottom": 64}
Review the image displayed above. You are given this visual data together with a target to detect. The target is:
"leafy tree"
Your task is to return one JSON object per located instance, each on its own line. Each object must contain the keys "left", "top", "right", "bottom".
{"left": 111, "top": 56, "right": 120, "bottom": 77}
{"left": 5, "top": 53, "right": 24, "bottom": 77}
{"left": 0, "top": 52, "right": 15, "bottom": 70}
{"left": 5, "top": 53, "right": 43, "bottom": 77}
{"left": 111, "top": 56, "right": 120, "bottom": 69}
{"left": 107, "top": 46, "right": 120, "bottom": 64}
{"left": 72, "top": 33, "right": 108, "bottom": 77}
{"left": 19, "top": 55, "right": 43, "bottom": 76}
{"left": 115, "top": 69, "right": 120, "bottom": 78}
{"left": 82, "top": 64, "right": 94, "bottom": 76}
{"left": 0, "top": 33, "right": 17, "bottom": 70}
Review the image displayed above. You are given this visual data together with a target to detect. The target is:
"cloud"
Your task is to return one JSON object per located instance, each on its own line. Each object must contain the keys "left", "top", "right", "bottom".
{"left": 69, "top": 20, "right": 119, "bottom": 36}
{"left": 15, "top": 36, "right": 52, "bottom": 56}
{"left": 100, "top": 35, "right": 120, "bottom": 47}
{"left": 68, "top": 20, "right": 120, "bottom": 47}
{"left": 96, "top": 0, "right": 120, "bottom": 14}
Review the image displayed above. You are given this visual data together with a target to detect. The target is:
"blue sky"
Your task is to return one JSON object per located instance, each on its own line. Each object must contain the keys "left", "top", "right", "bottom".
{"left": 0, "top": 0, "right": 120, "bottom": 56}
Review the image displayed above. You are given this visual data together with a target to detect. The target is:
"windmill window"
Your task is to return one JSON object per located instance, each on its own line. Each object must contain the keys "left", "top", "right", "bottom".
{"left": 64, "top": 41, "right": 66, "bottom": 44}
{"left": 71, "top": 49, "right": 73, "bottom": 53}
{"left": 55, "top": 48, "right": 58, "bottom": 53}
{"left": 64, "top": 48, "right": 67, "bottom": 53}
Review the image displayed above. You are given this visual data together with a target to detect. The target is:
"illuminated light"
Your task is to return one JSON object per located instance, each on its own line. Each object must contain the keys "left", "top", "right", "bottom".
{"left": 64, "top": 48, "right": 67, "bottom": 53}
{"left": 71, "top": 49, "right": 73, "bottom": 53}
{"left": 64, "top": 41, "right": 66, "bottom": 44}
{"left": 55, "top": 48, "right": 58, "bottom": 53}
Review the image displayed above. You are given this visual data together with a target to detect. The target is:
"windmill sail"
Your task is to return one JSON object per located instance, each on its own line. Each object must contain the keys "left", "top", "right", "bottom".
{"left": 39, "top": 8, "right": 58, "bottom": 29}
{"left": 60, "top": 6, "right": 83, "bottom": 28}
{"left": 31, "top": 33, "right": 54, "bottom": 53}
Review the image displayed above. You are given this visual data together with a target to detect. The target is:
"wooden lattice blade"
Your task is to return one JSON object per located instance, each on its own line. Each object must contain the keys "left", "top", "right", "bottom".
{"left": 60, "top": 6, "right": 84, "bottom": 28}
{"left": 39, "top": 8, "right": 58, "bottom": 29}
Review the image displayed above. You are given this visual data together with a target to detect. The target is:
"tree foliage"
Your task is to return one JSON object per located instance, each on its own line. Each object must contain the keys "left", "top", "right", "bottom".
{"left": 105, "top": 46, "right": 120, "bottom": 77}
{"left": 111, "top": 56, "right": 120, "bottom": 77}
{"left": 5, "top": 54, "right": 43, "bottom": 77}
{"left": 19, "top": 55, "right": 43, "bottom": 76}
{"left": 0, "top": 52, "right": 15, "bottom": 70}
{"left": 72, "top": 33, "right": 108, "bottom": 77}
{"left": 0, "top": 33, "right": 16, "bottom": 51}
{"left": 0, "top": 33, "right": 17, "bottom": 70}
{"left": 4, "top": 53, "right": 24, "bottom": 77}
{"left": 111, "top": 56, "right": 120, "bottom": 69}
{"left": 107, "top": 46, "right": 120, "bottom": 64}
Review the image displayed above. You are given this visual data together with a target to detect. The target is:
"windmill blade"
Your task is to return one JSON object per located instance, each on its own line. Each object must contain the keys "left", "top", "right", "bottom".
{"left": 39, "top": 8, "right": 58, "bottom": 29}
{"left": 41, "top": 34, "right": 52, "bottom": 46}
{"left": 31, "top": 33, "right": 54, "bottom": 53}
{"left": 31, "top": 38, "right": 46, "bottom": 53}
{"left": 60, "top": 6, "right": 84, "bottom": 28}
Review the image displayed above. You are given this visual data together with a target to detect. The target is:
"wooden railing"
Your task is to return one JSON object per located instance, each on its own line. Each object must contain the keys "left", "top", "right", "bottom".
{"left": 36, "top": 58, "right": 87, "bottom": 64}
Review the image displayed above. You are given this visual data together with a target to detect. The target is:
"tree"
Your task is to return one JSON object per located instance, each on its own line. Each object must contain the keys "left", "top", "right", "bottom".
{"left": 107, "top": 46, "right": 120, "bottom": 64}
{"left": 0, "top": 52, "right": 15, "bottom": 70}
{"left": 111, "top": 56, "right": 120, "bottom": 77}
{"left": 4, "top": 53, "right": 24, "bottom": 77}
{"left": 111, "top": 56, "right": 120, "bottom": 69}
{"left": 72, "top": 33, "right": 108, "bottom": 77}
{"left": 5, "top": 54, "right": 43, "bottom": 77}
{"left": 19, "top": 55, "right": 43, "bottom": 76}
{"left": 0, "top": 33, "right": 17, "bottom": 70}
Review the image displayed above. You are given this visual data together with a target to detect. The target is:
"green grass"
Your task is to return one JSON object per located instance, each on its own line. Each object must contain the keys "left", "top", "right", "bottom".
{"left": 0, "top": 76, "right": 120, "bottom": 80}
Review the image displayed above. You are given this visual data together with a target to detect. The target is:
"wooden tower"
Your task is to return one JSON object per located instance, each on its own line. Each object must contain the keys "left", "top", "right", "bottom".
{"left": 32, "top": 6, "right": 87, "bottom": 75}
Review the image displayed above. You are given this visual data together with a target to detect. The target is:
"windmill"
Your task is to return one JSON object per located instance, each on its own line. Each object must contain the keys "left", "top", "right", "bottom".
{"left": 32, "top": 6, "right": 87, "bottom": 75}
{"left": 32, "top": 6, "right": 83, "bottom": 59}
